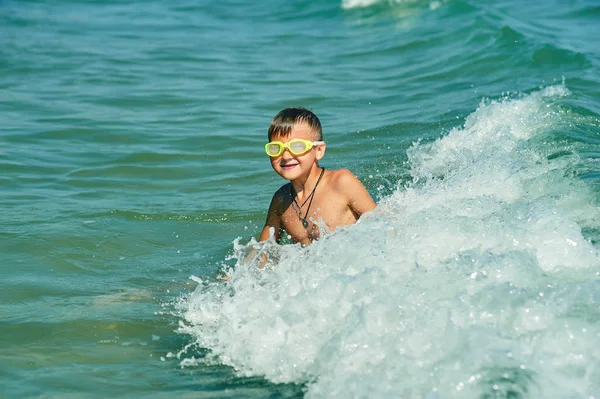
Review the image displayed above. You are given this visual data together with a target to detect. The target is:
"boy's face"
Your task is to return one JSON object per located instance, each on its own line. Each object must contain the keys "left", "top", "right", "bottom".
{"left": 268, "top": 122, "right": 325, "bottom": 181}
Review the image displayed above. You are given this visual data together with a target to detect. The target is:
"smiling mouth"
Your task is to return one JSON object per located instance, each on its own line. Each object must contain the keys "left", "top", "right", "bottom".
{"left": 281, "top": 163, "right": 298, "bottom": 169}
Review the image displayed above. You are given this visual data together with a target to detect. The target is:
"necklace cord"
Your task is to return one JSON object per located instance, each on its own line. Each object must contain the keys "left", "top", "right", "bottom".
{"left": 292, "top": 167, "right": 325, "bottom": 227}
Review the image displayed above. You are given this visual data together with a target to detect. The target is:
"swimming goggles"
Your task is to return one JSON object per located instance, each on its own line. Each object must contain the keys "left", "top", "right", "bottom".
{"left": 265, "top": 139, "right": 325, "bottom": 157}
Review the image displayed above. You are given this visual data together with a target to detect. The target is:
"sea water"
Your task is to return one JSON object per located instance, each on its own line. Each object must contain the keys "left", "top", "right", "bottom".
{"left": 1, "top": 0, "right": 599, "bottom": 398}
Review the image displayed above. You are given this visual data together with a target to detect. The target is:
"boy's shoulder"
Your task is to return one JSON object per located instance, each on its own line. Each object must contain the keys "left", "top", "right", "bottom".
{"left": 325, "top": 168, "right": 357, "bottom": 185}
{"left": 322, "top": 168, "right": 366, "bottom": 195}
{"left": 273, "top": 182, "right": 292, "bottom": 197}
{"left": 324, "top": 169, "right": 372, "bottom": 205}
{"left": 269, "top": 183, "right": 292, "bottom": 213}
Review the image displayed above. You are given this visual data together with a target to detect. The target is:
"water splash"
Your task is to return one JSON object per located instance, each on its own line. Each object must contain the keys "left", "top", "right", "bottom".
{"left": 178, "top": 85, "right": 600, "bottom": 398}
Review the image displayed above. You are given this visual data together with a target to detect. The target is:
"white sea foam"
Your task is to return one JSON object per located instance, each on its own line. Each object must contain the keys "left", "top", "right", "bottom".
{"left": 341, "top": 0, "right": 442, "bottom": 11}
{"left": 342, "top": 0, "right": 381, "bottom": 8}
{"left": 178, "top": 85, "right": 600, "bottom": 398}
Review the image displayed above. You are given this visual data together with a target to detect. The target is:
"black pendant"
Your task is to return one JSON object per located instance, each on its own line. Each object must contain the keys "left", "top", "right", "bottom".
{"left": 301, "top": 219, "right": 309, "bottom": 228}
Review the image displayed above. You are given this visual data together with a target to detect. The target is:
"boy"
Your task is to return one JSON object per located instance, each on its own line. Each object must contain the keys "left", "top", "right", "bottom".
{"left": 259, "top": 107, "right": 376, "bottom": 246}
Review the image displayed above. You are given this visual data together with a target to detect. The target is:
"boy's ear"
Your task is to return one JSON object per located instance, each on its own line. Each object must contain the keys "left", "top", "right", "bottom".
{"left": 315, "top": 142, "right": 326, "bottom": 160}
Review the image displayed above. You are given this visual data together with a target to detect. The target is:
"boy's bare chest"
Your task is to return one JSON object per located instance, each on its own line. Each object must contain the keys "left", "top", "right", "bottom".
{"left": 279, "top": 193, "right": 356, "bottom": 244}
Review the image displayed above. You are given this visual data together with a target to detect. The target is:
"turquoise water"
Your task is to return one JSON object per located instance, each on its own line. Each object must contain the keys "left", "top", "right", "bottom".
{"left": 2, "top": 0, "right": 599, "bottom": 397}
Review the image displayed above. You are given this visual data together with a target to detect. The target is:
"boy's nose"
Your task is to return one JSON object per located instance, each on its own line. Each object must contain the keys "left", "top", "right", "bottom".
{"left": 281, "top": 148, "right": 294, "bottom": 158}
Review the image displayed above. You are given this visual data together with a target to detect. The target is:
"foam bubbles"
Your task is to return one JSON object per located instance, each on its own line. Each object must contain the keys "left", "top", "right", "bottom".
{"left": 178, "top": 85, "right": 600, "bottom": 398}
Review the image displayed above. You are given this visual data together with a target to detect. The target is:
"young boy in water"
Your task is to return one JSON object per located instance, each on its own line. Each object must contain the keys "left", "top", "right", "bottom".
{"left": 259, "top": 107, "right": 376, "bottom": 246}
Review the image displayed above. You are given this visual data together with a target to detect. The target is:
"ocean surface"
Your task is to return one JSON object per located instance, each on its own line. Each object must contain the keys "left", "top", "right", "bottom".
{"left": 2, "top": 0, "right": 599, "bottom": 397}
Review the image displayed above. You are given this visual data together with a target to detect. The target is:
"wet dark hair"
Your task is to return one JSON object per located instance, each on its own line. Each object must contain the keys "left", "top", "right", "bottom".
{"left": 267, "top": 107, "right": 322, "bottom": 141}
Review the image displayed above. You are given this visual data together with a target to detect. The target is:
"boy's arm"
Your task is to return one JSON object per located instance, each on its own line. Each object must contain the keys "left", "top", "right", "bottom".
{"left": 259, "top": 192, "right": 283, "bottom": 242}
{"left": 338, "top": 169, "right": 376, "bottom": 217}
